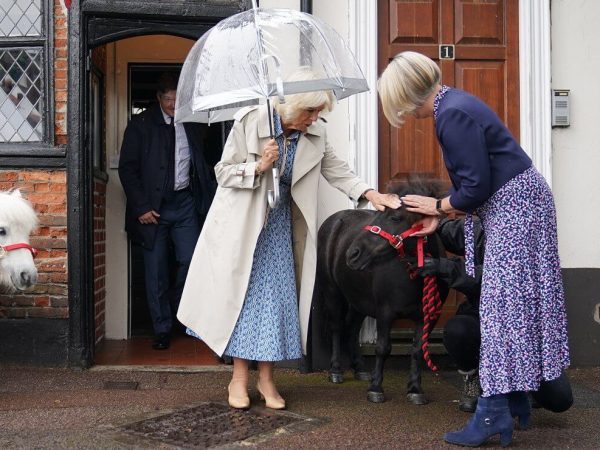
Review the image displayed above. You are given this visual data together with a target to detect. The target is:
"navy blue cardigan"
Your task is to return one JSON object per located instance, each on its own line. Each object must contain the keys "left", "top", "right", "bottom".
{"left": 435, "top": 89, "right": 532, "bottom": 213}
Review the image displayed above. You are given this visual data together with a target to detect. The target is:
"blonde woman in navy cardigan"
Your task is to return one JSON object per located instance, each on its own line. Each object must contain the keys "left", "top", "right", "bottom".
{"left": 378, "top": 51, "right": 570, "bottom": 448}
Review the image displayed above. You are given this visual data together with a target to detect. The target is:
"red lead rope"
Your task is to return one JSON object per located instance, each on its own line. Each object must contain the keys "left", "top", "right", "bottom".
{"left": 363, "top": 223, "right": 442, "bottom": 371}
{"left": 416, "top": 238, "right": 442, "bottom": 372}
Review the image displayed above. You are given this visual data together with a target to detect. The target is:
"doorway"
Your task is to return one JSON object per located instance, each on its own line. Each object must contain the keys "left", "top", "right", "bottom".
{"left": 67, "top": 0, "right": 250, "bottom": 368}
{"left": 90, "top": 35, "right": 225, "bottom": 366}
{"left": 127, "top": 63, "right": 182, "bottom": 338}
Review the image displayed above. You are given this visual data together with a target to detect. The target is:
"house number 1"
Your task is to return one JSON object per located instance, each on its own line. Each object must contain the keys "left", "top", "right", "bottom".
{"left": 439, "top": 45, "right": 455, "bottom": 60}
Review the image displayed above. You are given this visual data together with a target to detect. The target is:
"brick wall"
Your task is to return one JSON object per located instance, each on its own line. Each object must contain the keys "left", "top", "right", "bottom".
{"left": 0, "top": 171, "right": 68, "bottom": 320}
{"left": 54, "top": 0, "right": 68, "bottom": 145}
{"left": 93, "top": 180, "right": 106, "bottom": 343}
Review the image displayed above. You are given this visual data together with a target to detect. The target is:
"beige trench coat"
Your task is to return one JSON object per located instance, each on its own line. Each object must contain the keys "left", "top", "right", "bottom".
{"left": 177, "top": 104, "right": 370, "bottom": 356}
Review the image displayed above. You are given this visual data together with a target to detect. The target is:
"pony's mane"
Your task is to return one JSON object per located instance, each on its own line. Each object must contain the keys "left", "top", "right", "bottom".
{"left": 0, "top": 192, "right": 38, "bottom": 233}
{"left": 387, "top": 176, "right": 445, "bottom": 224}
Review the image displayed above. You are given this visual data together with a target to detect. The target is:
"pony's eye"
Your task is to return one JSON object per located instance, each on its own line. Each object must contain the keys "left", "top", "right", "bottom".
{"left": 0, "top": 227, "right": 6, "bottom": 236}
{"left": 390, "top": 216, "right": 403, "bottom": 222}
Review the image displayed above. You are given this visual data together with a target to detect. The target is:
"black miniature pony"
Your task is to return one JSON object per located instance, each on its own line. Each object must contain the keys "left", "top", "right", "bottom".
{"left": 313, "top": 179, "right": 449, "bottom": 403}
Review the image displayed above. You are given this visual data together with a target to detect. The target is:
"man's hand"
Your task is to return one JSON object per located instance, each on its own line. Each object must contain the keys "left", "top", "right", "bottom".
{"left": 406, "top": 256, "right": 462, "bottom": 285}
{"left": 138, "top": 210, "right": 160, "bottom": 225}
{"left": 364, "top": 190, "right": 402, "bottom": 211}
{"left": 407, "top": 257, "right": 442, "bottom": 277}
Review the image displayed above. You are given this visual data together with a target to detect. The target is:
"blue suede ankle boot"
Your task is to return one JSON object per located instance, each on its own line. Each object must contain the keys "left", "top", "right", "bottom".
{"left": 444, "top": 394, "right": 514, "bottom": 447}
{"left": 508, "top": 391, "right": 531, "bottom": 429}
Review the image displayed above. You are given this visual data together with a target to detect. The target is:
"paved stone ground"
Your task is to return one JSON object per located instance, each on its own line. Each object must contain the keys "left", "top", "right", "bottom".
{"left": 0, "top": 364, "right": 598, "bottom": 449}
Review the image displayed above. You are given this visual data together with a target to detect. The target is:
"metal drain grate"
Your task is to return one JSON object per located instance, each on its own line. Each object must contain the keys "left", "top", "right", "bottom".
{"left": 120, "top": 402, "right": 304, "bottom": 448}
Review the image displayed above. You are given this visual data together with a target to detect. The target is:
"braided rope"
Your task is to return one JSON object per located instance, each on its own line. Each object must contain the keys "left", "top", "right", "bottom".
{"left": 421, "top": 273, "right": 443, "bottom": 372}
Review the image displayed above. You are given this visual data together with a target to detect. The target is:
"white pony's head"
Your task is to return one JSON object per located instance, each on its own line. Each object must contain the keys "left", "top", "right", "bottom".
{"left": 0, "top": 189, "right": 39, "bottom": 292}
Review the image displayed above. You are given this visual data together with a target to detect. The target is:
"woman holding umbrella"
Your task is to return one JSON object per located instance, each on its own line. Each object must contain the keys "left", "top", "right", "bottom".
{"left": 178, "top": 68, "right": 401, "bottom": 410}
{"left": 377, "top": 51, "right": 570, "bottom": 447}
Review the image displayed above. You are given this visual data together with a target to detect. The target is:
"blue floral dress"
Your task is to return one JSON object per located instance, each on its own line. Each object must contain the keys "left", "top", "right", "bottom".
{"left": 221, "top": 112, "right": 303, "bottom": 361}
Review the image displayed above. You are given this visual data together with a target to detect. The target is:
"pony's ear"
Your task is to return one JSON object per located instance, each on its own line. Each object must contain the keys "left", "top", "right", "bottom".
{"left": 10, "top": 189, "right": 23, "bottom": 198}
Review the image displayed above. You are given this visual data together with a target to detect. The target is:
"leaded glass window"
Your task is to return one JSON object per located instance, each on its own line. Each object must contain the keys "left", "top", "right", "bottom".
{"left": 0, "top": 0, "right": 42, "bottom": 37}
{"left": 0, "top": 0, "right": 51, "bottom": 148}
{"left": 0, "top": 48, "right": 43, "bottom": 141}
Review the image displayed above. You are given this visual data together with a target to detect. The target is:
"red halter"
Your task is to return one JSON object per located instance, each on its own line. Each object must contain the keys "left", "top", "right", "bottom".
{"left": 0, "top": 243, "right": 38, "bottom": 259}
{"left": 362, "top": 222, "right": 442, "bottom": 372}
{"left": 363, "top": 223, "right": 424, "bottom": 253}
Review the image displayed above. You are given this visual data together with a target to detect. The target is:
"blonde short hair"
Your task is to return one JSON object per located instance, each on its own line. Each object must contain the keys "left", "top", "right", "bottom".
{"left": 273, "top": 67, "right": 335, "bottom": 123}
{"left": 377, "top": 51, "right": 441, "bottom": 127}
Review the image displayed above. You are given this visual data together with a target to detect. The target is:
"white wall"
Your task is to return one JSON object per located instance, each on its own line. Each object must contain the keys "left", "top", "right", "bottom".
{"left": 551, "top": 0, "right": 600, "bottom": 268}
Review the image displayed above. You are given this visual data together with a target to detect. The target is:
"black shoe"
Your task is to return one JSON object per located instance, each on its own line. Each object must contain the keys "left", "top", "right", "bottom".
{"left": 458, "top": 369, "right": 482, "bottom": 413}
{"left": 152, "top": 333, "right": 171, "bottom": 350}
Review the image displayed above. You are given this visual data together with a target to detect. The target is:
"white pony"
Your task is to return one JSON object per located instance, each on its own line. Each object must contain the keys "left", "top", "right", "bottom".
{"left": 0, "top": 190, "right": 38, "bottom": 292}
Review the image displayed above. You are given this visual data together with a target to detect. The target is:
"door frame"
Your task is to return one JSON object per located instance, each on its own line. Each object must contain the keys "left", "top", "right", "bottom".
{"left": 347, "top": 0, "right": 552, "bottom": 189}
{"left": 67, "top": 0, "right": 251, "bottom": 368}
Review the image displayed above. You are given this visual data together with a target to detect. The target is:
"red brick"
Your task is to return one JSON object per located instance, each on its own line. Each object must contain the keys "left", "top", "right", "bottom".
{"left": 20, "top": 171, "right": 51, "bottom": 182}
{"left": 54, "top": 17, "right": 67, "bottom": 28}
{"left": 48, "top": 204, "right": 67, "bottom": 214}
{"left": 30, "top": 237, "right": 67, "bottom": 249}
{"left": 34, "top": 183, "right": 51, "bottom": 192}
{"left": 55, "top": 78, "right": 67, "bottom": 90}
{"left": 34, "top": 296, "right": 50, "bottom": 307}
{"left": 55, "top": 27, "right": 67, "bottom": 39}
{"left": 49, "top": 172, "right": 66, "bottom": 183}
{"left": 28, "top": 193, "right": 65, "bottom": 205}
{"left": 0, "top": 295, "right": 34, "bottom": 307}
{"left": 0, "top": 172, "right": 18, "bottom": 181}
{"left": 50, "top": 296, "right": 68, "bottom": 307}
{"left": 55, "top": 68, "right": 67, "bottom": 79}
{"left": 27, "top": 307, "right": 69, "bottom": 319}
{"left": 50, "top": 273, "right": 68, "bottom": 283}
{"left": 55, "top": 90, "right": 67, "bottom": 102}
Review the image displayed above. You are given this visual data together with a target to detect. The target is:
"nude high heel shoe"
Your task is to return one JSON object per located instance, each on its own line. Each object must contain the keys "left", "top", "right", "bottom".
{"left": 256, "top": 380, "right": 286, "bottom": 410}
{"left": 228, "top": 380, "right": 250, "bottom": 410}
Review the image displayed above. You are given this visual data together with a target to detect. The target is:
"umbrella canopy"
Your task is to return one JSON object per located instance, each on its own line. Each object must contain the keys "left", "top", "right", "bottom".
{"left": 175, "top": 7, "right": 369, "bottom": 124}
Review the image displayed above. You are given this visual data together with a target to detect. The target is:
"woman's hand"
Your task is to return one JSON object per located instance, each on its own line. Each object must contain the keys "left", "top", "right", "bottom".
{"left": 410, "top": 215, "right": 440, "bottom": 236}
{"left": 259, "top": 139, "right": 279, "bottom": 172}
{"left": 400, "top": 194, "right": 442, "bottom": 236}
{"left": 364, "top": 190, "right": 402, "bottom": 211}
{"left": 400, "top": 194, "right": 437, "bottom": 216}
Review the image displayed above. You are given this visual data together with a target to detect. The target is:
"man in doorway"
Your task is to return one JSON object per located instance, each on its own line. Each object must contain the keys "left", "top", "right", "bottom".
{"left": 119, "top": 72, "right": 220, "bottom": 350}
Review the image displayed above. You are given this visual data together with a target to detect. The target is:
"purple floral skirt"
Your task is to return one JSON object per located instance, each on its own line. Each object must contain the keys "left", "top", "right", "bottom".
{"left": 475, "top": 167, "right": 570, "bottom": 396}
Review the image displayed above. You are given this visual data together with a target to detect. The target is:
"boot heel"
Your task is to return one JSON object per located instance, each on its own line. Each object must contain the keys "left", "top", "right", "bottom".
{"left": 500, "top": 429, "right": 513, "bottom": 447}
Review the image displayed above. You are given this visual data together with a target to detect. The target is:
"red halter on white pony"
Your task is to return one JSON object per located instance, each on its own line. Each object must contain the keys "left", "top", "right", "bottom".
{"left": 0, "top": 190, "right": 38, "bottom": 292}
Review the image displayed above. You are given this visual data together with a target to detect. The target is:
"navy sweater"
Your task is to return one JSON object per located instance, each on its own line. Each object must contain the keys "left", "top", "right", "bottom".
{"left": 435, "top": 89, "right": 532, "bottom": 213}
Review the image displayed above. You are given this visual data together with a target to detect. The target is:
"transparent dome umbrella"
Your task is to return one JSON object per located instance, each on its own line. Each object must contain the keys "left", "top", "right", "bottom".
{"left": 175, "top": 3, "right": 368, "bottom": 207}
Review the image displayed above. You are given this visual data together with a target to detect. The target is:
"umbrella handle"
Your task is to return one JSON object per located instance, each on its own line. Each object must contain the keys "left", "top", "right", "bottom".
{"left": 267, "top": 167, "right": 280, "bottom": 208}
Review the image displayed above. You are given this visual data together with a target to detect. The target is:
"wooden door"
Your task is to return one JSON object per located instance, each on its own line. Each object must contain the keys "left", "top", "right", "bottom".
{"left": 378, "top": 0, "right": 519, "bottom": 186}
{"left": 378, "top": 0, "right": 519, "bottom": 326}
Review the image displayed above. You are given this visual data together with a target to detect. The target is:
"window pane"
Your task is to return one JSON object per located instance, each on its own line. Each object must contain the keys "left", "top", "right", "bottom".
{"left": 0, "top": 48, "right": 44, "bottom": 142}
{"left": 0, "top": 0, "right": 42, "bottom": 37}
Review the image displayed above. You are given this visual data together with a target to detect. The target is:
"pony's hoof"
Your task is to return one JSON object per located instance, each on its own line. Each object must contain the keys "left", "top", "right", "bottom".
{"left": 406, "top": 393, "right": 429, "bottom": 405}
{"left": 354, "top": 371, "right": 371, "bottom": 381}
{"left": 367, "top": 391, "right": 385, "bottom": 403}
{"left": 329, "top": 373, "right": 344, "bottom": 384}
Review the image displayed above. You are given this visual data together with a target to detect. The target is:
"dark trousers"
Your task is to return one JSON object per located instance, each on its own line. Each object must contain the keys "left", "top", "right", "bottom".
{"left": 142, "top": 190, "right": 200, "bottom": 336}
{"left": 443, "top": 313, "right": 573, "bottom": 412}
